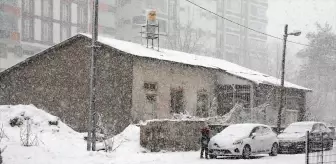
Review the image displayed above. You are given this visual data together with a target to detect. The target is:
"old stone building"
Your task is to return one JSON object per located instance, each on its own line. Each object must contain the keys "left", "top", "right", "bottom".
{"left": 0, "top": 34, "right": 311, "bottom": 134}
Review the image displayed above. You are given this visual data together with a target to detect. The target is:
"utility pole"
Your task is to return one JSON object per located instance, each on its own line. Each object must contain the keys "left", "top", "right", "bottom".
{"left": 87, "top": 0, "right": 99, "bottom": 151}
{"left": 277, "top": 24, "right": 301, "bottom": 134}
{"left": 277, "top": 24, "right": 288, "bottom": 134}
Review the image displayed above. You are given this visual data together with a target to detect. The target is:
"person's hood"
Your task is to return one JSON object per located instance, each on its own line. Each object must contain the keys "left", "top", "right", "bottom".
{"left": 209, "top": 134, "right": 246, "bottom": 148}
{"left": 277, "top": 132, "right": 306, "bottom": 141}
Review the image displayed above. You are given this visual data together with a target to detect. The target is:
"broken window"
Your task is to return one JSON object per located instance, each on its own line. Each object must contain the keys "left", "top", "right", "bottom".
{"left": 196, "top": 90, "right": 209, "bottom": 117}
{"left": 144, "top": 82, "right": 158, "bottom": 91}
{"left": 170, "top": 88, "right": 184, "bottom": 114}
{"left": 217, "top": 84, "right": 251, "bottom": 116}
{"left": 144, "top": 82, "right": 158, "bottom": 119}
{"left": 235, "top": 85, "right": 251, "bottom": 108}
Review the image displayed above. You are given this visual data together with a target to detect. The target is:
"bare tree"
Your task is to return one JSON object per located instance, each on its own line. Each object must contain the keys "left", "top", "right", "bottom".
{"left": 167, "top": 20, "right": 204, "bottom": 54}
{"left": 0, "top": 125, "right": 8, "bottom": 164}
{"left": 20, "top": 118, "right": 39, "bottom": 147}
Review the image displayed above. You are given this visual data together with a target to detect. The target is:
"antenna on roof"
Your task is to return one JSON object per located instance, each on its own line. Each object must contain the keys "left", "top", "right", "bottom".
{"left": 140, "top": 9, "right": 165, "bottom": 51}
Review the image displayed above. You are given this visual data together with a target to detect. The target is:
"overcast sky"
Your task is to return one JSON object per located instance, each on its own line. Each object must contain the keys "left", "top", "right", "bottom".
{"left": 267, "top": 0, "right": 335, "bottom": 52}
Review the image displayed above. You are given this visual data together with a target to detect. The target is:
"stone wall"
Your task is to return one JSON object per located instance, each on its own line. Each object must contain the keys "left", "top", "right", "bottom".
{"left": 140, "top": 120, "right": 207, "bottom": 152}
{"left": 0, "top": 35, "right": 133, "bottom": 134}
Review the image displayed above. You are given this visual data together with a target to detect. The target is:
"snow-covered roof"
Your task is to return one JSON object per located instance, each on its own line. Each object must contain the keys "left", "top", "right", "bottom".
{"left": 79, "top": 34, "right": 310, "bottom": 91}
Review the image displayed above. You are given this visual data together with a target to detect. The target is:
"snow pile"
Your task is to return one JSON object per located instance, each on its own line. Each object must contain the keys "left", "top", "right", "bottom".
{"left": 0, "top": 105, "right": 142, "bottom": 164}
{"left": 96, "top": 124, "right": 144, "bottom": 154}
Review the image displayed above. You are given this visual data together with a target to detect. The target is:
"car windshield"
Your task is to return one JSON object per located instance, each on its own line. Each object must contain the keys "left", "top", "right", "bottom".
{"left": 218, "top": 124, "right": 255, "bottom": 138}
{"left": 283, "top": 124, "right": 312, "bottom": 133}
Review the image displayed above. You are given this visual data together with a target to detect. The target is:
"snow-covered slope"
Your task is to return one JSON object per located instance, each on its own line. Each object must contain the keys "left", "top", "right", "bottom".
{"left": 0, "top": 105, "right": 141, "bottom": 164}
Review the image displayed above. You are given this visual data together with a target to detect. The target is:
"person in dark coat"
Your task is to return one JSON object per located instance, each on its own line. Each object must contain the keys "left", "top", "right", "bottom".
{"left": 200, "top": 127, "right": 210, "bottom": 159}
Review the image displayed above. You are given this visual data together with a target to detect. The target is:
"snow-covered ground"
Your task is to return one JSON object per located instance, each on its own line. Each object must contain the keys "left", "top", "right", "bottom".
{"left": 0, "top": 105, "right": 304, "bottom": 164}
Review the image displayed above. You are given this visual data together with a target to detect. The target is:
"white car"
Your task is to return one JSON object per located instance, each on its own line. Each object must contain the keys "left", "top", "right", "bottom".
{"left": 208, "top": 123, "right": 279, "bottom": 159}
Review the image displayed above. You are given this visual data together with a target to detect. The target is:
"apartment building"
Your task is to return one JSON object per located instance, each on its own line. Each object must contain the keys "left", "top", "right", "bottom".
{"left": 111, "top": 0, "right": 168, "bottom": 46}
{"left": 88, "top": 0, "right": 117, "bottom": 37}
{"left": 216, "top": 0, "right": 268, "bottom": 71}
{"left": 0, "top": 0, "right": 268, "bottom": 72}
{"left": 0, "top": 0, "right": 89, "bottom": 71}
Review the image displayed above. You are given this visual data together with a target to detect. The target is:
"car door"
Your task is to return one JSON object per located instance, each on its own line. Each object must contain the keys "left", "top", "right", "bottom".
{"left": 249, "top": 126, "right": 264, "bottom": 153}
{"left": 261, "top": 126, "right": 275, "bottom": 152}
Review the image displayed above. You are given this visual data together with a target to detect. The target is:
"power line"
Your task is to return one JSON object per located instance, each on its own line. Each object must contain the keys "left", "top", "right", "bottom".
{"left": 183, "top": 0, "right": 331, "bottom": 49}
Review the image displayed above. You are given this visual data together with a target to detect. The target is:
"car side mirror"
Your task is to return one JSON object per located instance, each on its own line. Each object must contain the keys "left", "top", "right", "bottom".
{"left": 251, "top": 133, "right": 256, "bottom": 139}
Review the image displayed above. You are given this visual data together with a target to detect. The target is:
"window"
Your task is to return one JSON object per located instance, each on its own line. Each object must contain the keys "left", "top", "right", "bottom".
{"left": 227, "top": 0, "right": 241, "bottom": 12}
{"left": 78, "top": 7, "right": 86, "bottom": 24}
{"left": 42, "top": 22, "right": 52, "bottom": 42}
{"left": 250, "top": 22, "right": 266, "bottom": 34}
{"left": 61, "top": 3, "right": 70, "bottom": 22}
{"left": 159, "top": 19, "right": 167, "bottom": 33}
{"left": 250, "top": 5, "right": 257, "bottom": 16}
{"left": 144, "top": 82, "right": 158, "bottom": 91}
{"left": 196, "top": 90, "right": 209, "bottom": 117}
{"left": 0, "top": 43, "right": 7, "bottom": 58}
{"left": 235, "top": 85, "right": 251, "bottom": 108}
{"left": 249, "top": 38, "right": 266, "bottom": 51}
{"left": 251, "top": 126, "right": 263, "bottom": 135}
{"left": 144, "top": 82, "right": 158, "bottom": 119}
{"left": 23, "top": 0, "right": 33, "bottom": 13}
{"left": 61, "top": 26, "right": 70, "bottom": 41}
{"left": 251, "top": 5, "right": 267, "bottom": 18}
{"left": 262, "top": 126, "right": 272, "bottom": 135}
{"left": 171, "top": 88, "right": 184, "bottom": 114}
{"left": 217, "top": 84, "right": 251, "bottom": 116}
{"left": 42, "top": 0, "right": 51, "bottom": 17}
{"left": 147, "top": 0, "right": 167, "bottom": 13}
{"left": 226, "top": 33, "right": 240, "bottom": 47}
{"left": 22, "top": 18, "right": 33, "bottom": 40}
{"left": 226, "top": 16, "right": 240, "bottom": 29}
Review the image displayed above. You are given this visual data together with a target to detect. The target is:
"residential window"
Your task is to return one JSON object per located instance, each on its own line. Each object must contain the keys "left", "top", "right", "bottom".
{"left": 235, "top": 85, "right": 251, "bottom": 108}
{"left": 42, "top": 0, "right": 52, "bottom": 17}
{"left": 196, "top": 90, "right": 209, "bottom": 117}
{"left": 0, "top": 44, "right": 7, "bottom": 58}
{"left": 227, "top": 0, "right": 241, "bottom": 13}
{"left": 226, "top": 33, "right": 240, "bottom": 47}
{"left": 144, "top": 82, "right": 158, "bottom": 91}
{"left": 22, "top": 18, "right": 33, "bottom": 40}
{"left": 217, "top": 85, "right": 251, "bottom": 116}
{"left": 61, "top": 3, "right": 70, "bottom": 22}
{"left": 22, "top": 0, "right": 33, "bottom": 13}
{"left": 171, "top": 88, "right": 185, "bottom": 114}
{"left": 158, "top": 19, "right": 167, "bottom": 33}
{"left": 61, "top": 26, "right": 70, "bottom": 41}
{"left": 78, "top": 6, "right": 87, "bottom": 24}
{"left": 42, "top": 21, "right": 52, "bottom": 42}
{"left": 144, "top": 82, "right": 158, "bottom": 119}
{"left": 250, "top": 5, "right": 258, "bottom": 16}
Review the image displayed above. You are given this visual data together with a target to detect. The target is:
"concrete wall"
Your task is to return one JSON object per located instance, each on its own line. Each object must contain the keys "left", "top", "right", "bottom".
{"left": 131, "top": 58, "right": 217, "bottom": 122}
{"left": 140, "top": 120, "right": 207, "bottom": 152}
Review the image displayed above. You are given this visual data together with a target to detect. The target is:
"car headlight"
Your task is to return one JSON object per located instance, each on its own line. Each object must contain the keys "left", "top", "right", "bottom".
{"left": 233, "top": 140, "right": 243, "bottom": 145}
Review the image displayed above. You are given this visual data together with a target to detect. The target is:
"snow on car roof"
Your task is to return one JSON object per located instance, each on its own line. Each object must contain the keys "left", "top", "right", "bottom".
{"left": 79, "top": 33, "right": 311, "bottom": 91}
{"left": 290, "top": 121, "right": 324, "bottom": 126}
{"left": 226, "top": 123, "right": 270, "bottom": 131}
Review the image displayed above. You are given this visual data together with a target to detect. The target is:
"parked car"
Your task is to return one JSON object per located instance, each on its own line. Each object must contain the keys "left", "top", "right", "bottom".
{"left": 278, "top": 121, "right": 333, "bottom": 153}
{"left": 208, "top": 123, "right": 279, "bottom": 159}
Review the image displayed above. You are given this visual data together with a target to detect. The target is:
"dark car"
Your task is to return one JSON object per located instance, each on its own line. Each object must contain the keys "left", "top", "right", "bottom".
{"left": 277, "top": 121, "right": 333, "bottom": 153}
